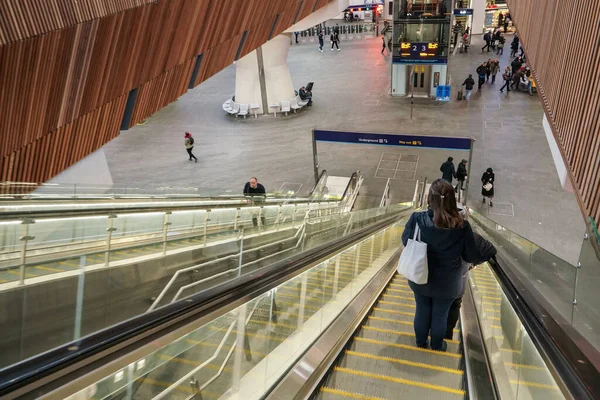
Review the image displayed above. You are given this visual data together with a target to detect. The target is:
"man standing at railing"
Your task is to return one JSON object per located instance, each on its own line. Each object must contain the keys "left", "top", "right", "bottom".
{"left": 243, "top": 177, "right": 266, "bottom": 227}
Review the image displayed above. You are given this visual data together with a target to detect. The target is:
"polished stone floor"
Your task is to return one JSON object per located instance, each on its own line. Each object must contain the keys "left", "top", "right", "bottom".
{"left": 101, "top": 31, "right": 585, "bottom": 264}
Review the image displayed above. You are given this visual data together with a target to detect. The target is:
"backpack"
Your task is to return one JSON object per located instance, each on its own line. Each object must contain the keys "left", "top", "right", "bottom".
{"left": 189, "top": 137, "right": 194, "bottom": 145}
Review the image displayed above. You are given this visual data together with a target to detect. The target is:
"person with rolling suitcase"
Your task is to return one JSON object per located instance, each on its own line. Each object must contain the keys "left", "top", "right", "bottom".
{"left": 461, "top": 74, "right": 475, "bottom": 101}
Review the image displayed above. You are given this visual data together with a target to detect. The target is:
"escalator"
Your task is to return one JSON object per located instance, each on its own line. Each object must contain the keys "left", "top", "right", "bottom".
{"left": 316, "top": 273, "right": 465, "bottom": 399}
{"left": 1, "top": 202, "right": 598, "bottom": 400}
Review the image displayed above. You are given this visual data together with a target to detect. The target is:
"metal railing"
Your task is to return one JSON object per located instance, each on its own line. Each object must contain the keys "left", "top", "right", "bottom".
{"left": 380, "top": 178, "right": 391, "bottom": 208}
{"left": 148, "top": 225, "right": 307, "bottom": 311}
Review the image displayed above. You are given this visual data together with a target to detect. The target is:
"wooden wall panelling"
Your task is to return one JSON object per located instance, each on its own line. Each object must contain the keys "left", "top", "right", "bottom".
{"left": 507, "top": 0, "right": 600, "bottom": 221}
{"left": 129, "top": 58, "right": 195, "bottom": 127}
{"left": 1, "top": 94, "right": 127, "bottom": 183}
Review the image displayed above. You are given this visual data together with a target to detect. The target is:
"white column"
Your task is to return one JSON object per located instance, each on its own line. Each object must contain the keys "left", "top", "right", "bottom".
{"left": 234, "top": 50, "right": 264, "bottom": 114}
{"left": 543, "top": 114, "right": 574, "bottom": 193}
{"left": 391, "top": 64, "right": 408, "bottom": 96}
{"left": 471, "top": 0, "right": 487, "bottom": 35}
{"left": 262, "top": 34, "right": 296, "bottom": 107}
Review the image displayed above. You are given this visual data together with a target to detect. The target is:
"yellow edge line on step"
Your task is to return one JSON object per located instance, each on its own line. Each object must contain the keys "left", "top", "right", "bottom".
{"left": 373, "top": 307, "right": 415, "bottom": 317}
{"left": 505, "top": 362, "right": 547, "bottom": 371}
{"left": 353, "top": 337, "right": 462, "bottom": 359}
{"left": 382, "top": 294, "right": 414, "bottom": 301}
{"left": 33, "top": 265, "right": 64, "bottom": 273}
{"left": 378, "top": 300, "right": 415, "bottom": 309}
{"left": 334, "top": 367, "right": 465, "bottom": 396}
{"left": 346, "top": 350, "right": 463, "bottom": 375}
{"left": 386, "top": 288, "right": 412, "bottom": 294}
{"left": 362, "top": 325, "right": 460, "bottom": 345}
{"left": 368, "top": 316, "right": 460, "bottom": 333}
{"left": 320, "top": 387, "right": 388, "bottom": 399}
{"left": 509, "top": 380, "right": 560, "bottom": 390}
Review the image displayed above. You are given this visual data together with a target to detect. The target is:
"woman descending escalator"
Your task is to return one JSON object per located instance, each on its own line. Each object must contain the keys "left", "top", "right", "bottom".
{"left": 401, "top": 179, "right": 486, "bottom": 352}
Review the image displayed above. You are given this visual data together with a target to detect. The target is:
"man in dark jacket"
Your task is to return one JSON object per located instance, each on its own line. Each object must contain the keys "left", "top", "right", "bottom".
{"left": 481, "top": 30, "right": 492, "bottom": 52}
{"left": 440, "top": 157, "right": 456, "bottom": 183}
{"left": 330, "top": 31, "right": 340, "bottom": 51}
{"left": 243, "top": 177, "right": 266, "bottom": 227}
{"left": 476, "top": 63, "right": 487, "bottom": 90}
{"left": 456, "top": 159, "right": 468, "bottom": 191}
{"left": 461, "top": 74, "right": 475, "bottom": 101}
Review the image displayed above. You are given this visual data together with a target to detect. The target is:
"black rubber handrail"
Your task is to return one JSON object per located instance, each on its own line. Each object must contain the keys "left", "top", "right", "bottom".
{"left": 0, "top": 211, "right": 408, "bottom": 398}
{"left": 488, "top": 256, "right": 599, "bottom": 400}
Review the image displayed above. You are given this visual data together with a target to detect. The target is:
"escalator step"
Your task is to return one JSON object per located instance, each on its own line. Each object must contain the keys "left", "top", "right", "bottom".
{"left": 325, "top": 366, "right": 464, "bottom": 399}
{"left": 318, "top": 386, "right": 387, "bottom": 399}
{"left": 351, "top": 338, "right": 461, "bottom": 370}
{"left": 338, "top": 351, "right": 463, "bottom": 389}
{"left": 357, "top": 326, "right": 461, "bottom": 354}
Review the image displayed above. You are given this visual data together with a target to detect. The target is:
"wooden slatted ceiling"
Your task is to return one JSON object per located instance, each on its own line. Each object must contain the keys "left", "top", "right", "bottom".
{"left": 0, "top": 0, "right": 335, "bottom": 184}
{"left": 0, "top": 0, "right": 158, "bottom": 45}
{"left": 506, "top": 0, "right": 600, "bottom": 221}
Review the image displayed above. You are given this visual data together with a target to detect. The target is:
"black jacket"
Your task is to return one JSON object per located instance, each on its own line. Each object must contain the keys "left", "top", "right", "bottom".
{"left": 462, "top": 77, "right": 475, "bottom": 90}
{"left": 456, "top": 162, "right": 467, "bottom": 180}
{"left": 476, "top": 65, "right": 486, "bottom": 78}
{"left": 243, "top": 182, "right": 266, "bottom": 195}
{"left": 440, "top": 160, "right": 456, "bottom": 182}
{"left": 401, "top": 210, "right": 487, "bottom": 298}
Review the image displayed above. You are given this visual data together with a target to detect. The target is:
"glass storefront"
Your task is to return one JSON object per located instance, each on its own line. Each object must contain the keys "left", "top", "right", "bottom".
{"left": 394, "top": 0, "right": 452, "bottom": 21}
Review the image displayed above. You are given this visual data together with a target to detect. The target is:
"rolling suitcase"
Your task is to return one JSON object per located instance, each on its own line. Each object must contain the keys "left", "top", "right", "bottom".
{"left": 457, "top": 90, "right": 463, "bottom": 100}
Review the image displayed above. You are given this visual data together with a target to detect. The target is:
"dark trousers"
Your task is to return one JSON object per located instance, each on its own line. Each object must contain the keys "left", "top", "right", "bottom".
{"left": 478, "top": 77, "right": 485, "bottom": 90}
{"left": 252, "top": 216, "right": 267, "bottom": 227}
{"left": 186, "top": 147, "right": 197, "bottom": 161}
{"left": 455, "top": 179, "right": 466, "bottom": 191}
{"left": 446, "top": 297, "right": 462, "bottom": 339}
{"left": 481, "top": 41, "right": 491, "bottom": 52}
{"left": 491, "top": 74, "right": 497, "bottom": 84}
{"left": 413, "top": 293, "right": 455, "bottom": 350}
{"left": 497, "top": 47, "right": 503, "bottom": 55}
{"left": 319, "top": 40, "right": 324, "bottom": 50}
{"left": 500, "top": 80, "right": 511, "bottom": 92}
{"left": 332, "top": 41, "right": 339, "bottom": 49}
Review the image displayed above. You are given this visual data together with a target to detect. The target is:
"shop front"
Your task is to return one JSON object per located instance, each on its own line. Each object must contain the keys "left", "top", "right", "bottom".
{"left": 484, "top": 1, "right": 515, "bottom": 32}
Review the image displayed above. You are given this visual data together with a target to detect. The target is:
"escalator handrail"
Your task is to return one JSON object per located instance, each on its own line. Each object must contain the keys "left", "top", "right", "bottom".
{"left": 487, "top": 255, "right": 599, "bottom": 400}
{"left": 0, "top": 196, "right": 333, "bottom": 220}
{"left": 309, "top": 169, "right": 328, "bottom": 196}
{"left": 0, "top": 211, "right": 409, "bottom": 398}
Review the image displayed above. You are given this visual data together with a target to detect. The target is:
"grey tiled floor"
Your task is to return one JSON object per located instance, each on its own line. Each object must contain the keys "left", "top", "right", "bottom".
{"left": 102, "top": 31, "right": 585, "bottom": 263}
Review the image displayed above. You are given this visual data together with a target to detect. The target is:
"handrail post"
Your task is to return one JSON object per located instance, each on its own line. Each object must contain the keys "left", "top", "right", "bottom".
{"left": 297, "top": 274, "right": 307, "bottom": 330}
{"left": 353, "top": 244, "right": 360, "bottom": 277}
{"left": 234, "top": 208, "right": 240, "bottom": 231}
{"left": 203, "top": 210, "right": 210, "bottom": 246}
{"left": 232, "top": 303, "right": 247, "bottom": 392}
{"left": 18, "top": 218, "right": 35, "bottom": 285}
{"left": 237, "top": 228, "right": 244, "bottom": 277}
{"left": 73, "top": 255, "right": 86, "bottom": 340}
{"left": 369, "top": 235, "right": 375, "bottom": 265}
{"left": 104, "top": 214, "right": 117, "bottom": 267}
{"left": 162, "top": 212, "right": 171, "bottom": 256}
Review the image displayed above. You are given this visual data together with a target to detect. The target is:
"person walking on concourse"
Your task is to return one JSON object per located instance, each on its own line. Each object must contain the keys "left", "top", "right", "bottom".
{"left": 476, "top": 63, "right": 487, "bottom": 90}
{"left": 331, "top": 31, "right": 340, "bottom": 51}
{"left": 481, "top": 30, "right": 492, "bottom": 52}
{"left": 318, "top": 30, "right": 324, "bottom": 52}
{"left": 184, "top": 132, "right": 198, "bottom": 162}
{"left": 461, "top": 74, "right": 475, "bottom": 101}
{"left": 440, "top": 157, "right": 456, "bottom": 183}
{"left": 401, "top": 179, "right": 486, "bottom": 351}
{"left": 481, "top": 168, "right": 495, "bottom": 206}
{"left": 500, "top": 66, "right": 512, "bottom": 93}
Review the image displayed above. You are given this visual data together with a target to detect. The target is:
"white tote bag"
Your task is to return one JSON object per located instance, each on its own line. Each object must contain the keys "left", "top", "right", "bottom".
{"left": 397, "top": 223, "right": 428, "bottom": 284}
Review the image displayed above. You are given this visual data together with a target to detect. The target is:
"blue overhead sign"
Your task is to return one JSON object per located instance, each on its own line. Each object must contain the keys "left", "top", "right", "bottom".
{"left": 314, "top": 130, "right": 471, "bottom": 150}
{"left": 453, "top": 8, "right": 474, "bottom": 15}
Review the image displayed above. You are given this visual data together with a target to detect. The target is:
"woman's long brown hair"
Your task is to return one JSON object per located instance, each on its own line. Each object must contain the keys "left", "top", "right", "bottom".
{"left": 427, "top": 179, "right": 464, "bottom": 229}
